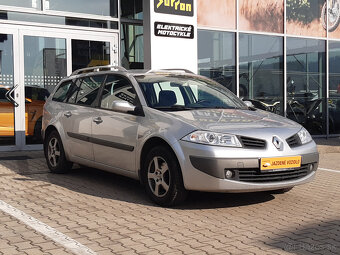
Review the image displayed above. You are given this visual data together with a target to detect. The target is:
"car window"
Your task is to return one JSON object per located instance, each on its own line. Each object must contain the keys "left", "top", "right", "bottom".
{"left": 67, "top": 79, "right": 83, "bottom": 104}
{"left": 74, "top": 75, "right": 105, "bottom": 106}
{"left": 100, "top": 75, "right": 137, "bottom": 110}
{"left": 53, "top": 80, "right": 74, "bottom": 102}
{"left": 153, "top": 82, "right": 185, "bottom": 106}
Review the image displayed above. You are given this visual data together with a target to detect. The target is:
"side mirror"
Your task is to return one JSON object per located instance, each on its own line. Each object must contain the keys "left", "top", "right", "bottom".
{"left": 111, "top": 100, "right": 136, "bottom": 113}
{"left": 243, "top": 100, "right": 254, "bottom": 108}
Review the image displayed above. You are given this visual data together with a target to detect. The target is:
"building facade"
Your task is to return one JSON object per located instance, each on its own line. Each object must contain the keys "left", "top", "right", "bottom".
{"left": 0, "top": 0, "right": 339, "bottom": 151}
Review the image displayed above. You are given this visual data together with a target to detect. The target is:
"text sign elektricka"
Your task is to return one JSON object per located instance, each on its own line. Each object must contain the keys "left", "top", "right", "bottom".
{"left": 154, "top": 0, "right": 194, "bottom": 17}
{"left": 154, "top": 22, "right": 194, "bottom": 39}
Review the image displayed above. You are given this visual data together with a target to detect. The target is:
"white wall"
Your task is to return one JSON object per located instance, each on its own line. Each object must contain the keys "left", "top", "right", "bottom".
{"left": 144, "top": 0, "right": 198, "bottom": 73}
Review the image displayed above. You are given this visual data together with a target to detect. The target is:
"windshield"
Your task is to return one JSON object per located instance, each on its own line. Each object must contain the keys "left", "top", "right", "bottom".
{"left": 135, "top": 74, "right": 247, "bottom": 111}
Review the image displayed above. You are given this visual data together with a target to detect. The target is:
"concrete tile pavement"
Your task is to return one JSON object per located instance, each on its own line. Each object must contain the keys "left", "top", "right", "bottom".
{"left": 0, "top": 139, "right": 339, "bottom": 254}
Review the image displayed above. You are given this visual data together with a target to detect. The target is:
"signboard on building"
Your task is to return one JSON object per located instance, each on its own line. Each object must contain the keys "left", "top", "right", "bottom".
{"left": 154, "top": 22, "right": 194, "bottom": 39}
{"left": 154, "top": 0, "right": 194, "bottom": 16}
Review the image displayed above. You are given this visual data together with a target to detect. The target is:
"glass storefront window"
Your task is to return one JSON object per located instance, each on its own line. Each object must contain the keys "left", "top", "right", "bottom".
{"left": 198, "top": 30, "right": 236, "bottom": 94}
{"left": 329, "top": 41, "right": 340, "bottom": 134}
{"left": 45, "top": 0, "right": 118, "bottom": 18}
{"left": 121, "top": 24, "right": 144, "bottom": 69}
{"left": 0, "top": 0, "right": 41, "bottom": 9}
{"left": 239, "top": 0, "right": 283, "bottom": 33}
{"left": 286, "top": 38, "right": 326, "bottom": 135}
{"left": 24, "top": 36, "right": 67, "bottom": 144}
{"left": 197, "top": 0, "right": 236, "bottom": 30}
{"left": 239, "top": 33, "right": 284, "bottom": 115}
{"left": 286, "top": 0, "right": 326, "bottom": 37}
{"left": 121, "top": 0, "right": 143, "bottom": 20}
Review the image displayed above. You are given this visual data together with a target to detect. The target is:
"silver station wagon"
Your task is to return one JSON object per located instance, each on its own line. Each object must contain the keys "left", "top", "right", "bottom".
{"left": 42, "top": 66, "right": 319, "bottom": 206}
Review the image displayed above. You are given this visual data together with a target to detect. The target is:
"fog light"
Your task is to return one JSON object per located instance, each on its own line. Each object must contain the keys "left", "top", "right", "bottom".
{"left": 225, "top": 170, "right": 234, "bottom": 179}
{"left": 309, "top": 164, "right": 314, "bottom": 171}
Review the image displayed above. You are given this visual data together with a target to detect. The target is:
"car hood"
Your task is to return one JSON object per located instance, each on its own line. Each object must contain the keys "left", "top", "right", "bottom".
{"left": 167, "top": 109, "right": 301, "bottom": 134}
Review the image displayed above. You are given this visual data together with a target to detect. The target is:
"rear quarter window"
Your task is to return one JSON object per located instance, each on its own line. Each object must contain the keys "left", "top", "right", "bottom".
{"left": 52, "top": 80, "right": 73, "bottom": 102}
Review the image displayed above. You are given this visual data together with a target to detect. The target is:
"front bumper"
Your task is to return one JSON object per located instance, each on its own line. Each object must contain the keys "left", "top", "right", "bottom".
{"left": 177, "top": 140, "right": 319, "bottom": 192}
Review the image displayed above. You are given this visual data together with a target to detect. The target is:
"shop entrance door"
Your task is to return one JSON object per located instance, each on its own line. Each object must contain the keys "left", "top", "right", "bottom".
{"left": 0, "top": 24, "right": 118, "bottom": 151}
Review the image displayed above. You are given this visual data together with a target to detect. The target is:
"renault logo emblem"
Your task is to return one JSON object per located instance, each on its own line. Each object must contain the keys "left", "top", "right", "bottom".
{"left": 272, "top": 136, "right": 283, "bottom": 150}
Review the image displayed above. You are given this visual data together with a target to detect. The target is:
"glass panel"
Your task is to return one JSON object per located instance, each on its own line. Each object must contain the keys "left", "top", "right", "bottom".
{"left": 72, "top": 40, "right": 110, "bottom": 71}
{"left": 329, "top": 41, "right": 340, "bottom": 134}
{"left": 121, "top": 0, "right": 143, "bottom": 20}
{"left": 198, "top": 30, "right": 236, "bottom": 94}
{"left": 100, "top": 75, "right": 137, "bottom": 109}
{"left": 239, "top": 33, "right": 284, "bottom": 115}
{"left": 328, "top": 1, "right": 340, "bottom": 38}
{"left": 286, "top": 0, "right": 326, "bottom": 37}
{"left": 286, "top": 38, "right": 326, "bottom": 135}
{"left": 197, "top": 0, "right": 236, "bottom": 30}
{"left": 239, "top": 0, "right": 283, "bottom": 33}
{"left": 0, "top": 11, "right": 118, "bottom": 30}
{"left": 24, "top": 36, "right": 67, "bottom": 144}
{"left": 0, "top": 34, "right": 14, "bottom": 146}
{"left": 121, "top": 24, "right": 144, "bottom": 69}
{"left": 0, "top": 0, "right": 41, "bottom": 9}
{"left": 46, "top": 0, "right": 118, "bottom": 18}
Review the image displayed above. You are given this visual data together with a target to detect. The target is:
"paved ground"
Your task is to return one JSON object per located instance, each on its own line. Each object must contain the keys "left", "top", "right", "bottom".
{"left": 0, "top": 139, "right": 339, "bottom": 255}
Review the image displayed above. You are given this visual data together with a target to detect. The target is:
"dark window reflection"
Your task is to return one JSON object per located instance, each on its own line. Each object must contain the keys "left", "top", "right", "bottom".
{"left": 72, "top": 40, "right": 110, "bottom": 71}
{"left": 329, "top": 41, "right": 340, "bottom": 134}
{"left": 198, "top": 30, "right": 236, "bottom": 94}
{"left": 121, "top": 0, "right": 143, "bottom": 20}
{"left": 287, "top": 38, "right": 326, "bottom": 135}
{"left": 239, "top": 33, "right": 284, "bottom": 115}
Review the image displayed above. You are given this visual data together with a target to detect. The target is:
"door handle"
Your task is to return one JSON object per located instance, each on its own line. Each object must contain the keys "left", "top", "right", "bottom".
{"left": 5, "top": 84, "right": 19, "bottom": 107}
{"left": 93, "top": 117, "right": 103, "bottom": 124}
{"left": 64, "top": 111, "right": 72, "bottom": 118}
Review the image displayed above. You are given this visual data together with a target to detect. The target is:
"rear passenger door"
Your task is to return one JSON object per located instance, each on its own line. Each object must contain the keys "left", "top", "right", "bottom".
{"left": 91, "top": 74, "right": 140, "bottom": 172}
{"left": 62, "top": 75, "right": 105, "bottom": 161}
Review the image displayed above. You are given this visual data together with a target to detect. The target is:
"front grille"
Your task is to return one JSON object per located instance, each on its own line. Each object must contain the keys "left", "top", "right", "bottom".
{"left": 239, "top": 136, "right": 266, "bottom": 149}
{"left": 286, "top": 134, "right": 301, "bottom": 148}
{"left": 236, "top": 164, "right": 310, "bottom": 183}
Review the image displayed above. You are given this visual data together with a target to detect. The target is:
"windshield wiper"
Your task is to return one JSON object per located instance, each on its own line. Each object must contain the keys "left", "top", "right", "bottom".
{"left": 153, "top": 105, "right": 195, "bottom": 111}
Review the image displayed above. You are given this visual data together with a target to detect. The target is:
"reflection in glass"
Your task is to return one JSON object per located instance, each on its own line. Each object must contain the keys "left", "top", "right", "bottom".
{"left": 0, "top": 34, "right": 14, "bottom": 146}
{"left": 239, "top": 0, "right": 283, "bottom": 33}
{"left": 329, "top": 41, "right": 340, "bottom": 134}
{"left": 198, "top": 30, "right": 236, "bottom": 94}
{"left": 286, "top": 38, "right": 326, "bottom": 135}
{"left": 72, "top": 40, "right": 110, "bottom": 71}
{"left": 0, "top": 0, "right": 41, "bottom": 9}
{"left": 24, "top": 36, "right": 67, "bottom": 144}
{"left": 121, "top": 24, "right": 144, "bottom": 69}
{"left": 286, "top": 0, "right": 326, "bottom": 37}
{"left": 46, "top": 0, "right": 117, "bottom": 17}
{"left": 239, "top": 33, "right": 284, "bottom": 115}
{"left": 121, "top": 0, "right": 143, "bottom": 20}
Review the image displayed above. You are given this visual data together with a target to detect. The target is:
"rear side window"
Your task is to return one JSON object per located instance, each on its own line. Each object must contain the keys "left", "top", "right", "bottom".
{"left": 52, "top": 80, "right": 73, "bottom": 102}
{"left": 74, "top": 75, "right": 105, "bottom": 106}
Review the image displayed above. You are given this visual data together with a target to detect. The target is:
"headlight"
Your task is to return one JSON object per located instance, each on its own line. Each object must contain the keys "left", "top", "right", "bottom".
{"left": 181, "top": 131, "right": 242, "bottom": 147}
{"left": 297, "top": 127, "right": 312, "bottom": 145}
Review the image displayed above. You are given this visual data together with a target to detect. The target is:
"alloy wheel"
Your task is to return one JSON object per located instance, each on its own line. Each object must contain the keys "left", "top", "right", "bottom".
{"left": 147, "top": 156, "right": 171, "bottom": 198}
{"left": 48, "top": 137, "right": 61, "bottom": 167}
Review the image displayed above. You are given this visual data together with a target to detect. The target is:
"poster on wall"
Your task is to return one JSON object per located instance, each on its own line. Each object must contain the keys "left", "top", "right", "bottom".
{"left": 239, "top": 0, "right": 283, "bottom": 33}
{"left": 197, "top": 0, "right": 236, "bottom": 30}
{"left": 286, "top": 0, "right": 326, "bottom": 37}
{"left": 328, "top": 0, "right": 340, "bottom": 38}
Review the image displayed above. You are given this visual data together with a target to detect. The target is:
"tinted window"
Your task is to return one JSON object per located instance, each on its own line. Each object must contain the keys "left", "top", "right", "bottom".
{"left": 75, "top": 75, "right": 105, "bottom": 106}
{"left": 100, "top": 75, "right": 137, "bottom": 110}
{"left": 52, "top": 80, "right": 73, "bottom": 102}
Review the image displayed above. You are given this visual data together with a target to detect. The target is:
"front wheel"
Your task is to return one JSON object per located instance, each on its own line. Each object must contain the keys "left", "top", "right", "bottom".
{"left": 142, "top": 146, "right": 187, "bottom": 206}
{"left": 44, "top": 130, "right": 73, "bottom": 174}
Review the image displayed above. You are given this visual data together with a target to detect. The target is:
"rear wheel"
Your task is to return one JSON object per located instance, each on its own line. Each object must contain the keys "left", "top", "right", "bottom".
{"left": 142, "top": 146, "right": 187, "bottom": 206}
{"left": 44, "top": 130, "right": 73, "bottom": 173}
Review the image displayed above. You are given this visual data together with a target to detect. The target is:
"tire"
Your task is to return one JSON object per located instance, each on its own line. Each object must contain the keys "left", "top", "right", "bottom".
{"left": 271, "top": 187, "right": 293, "bottom": 194}
{"left": 44, "top": 130, "right": 73, "bottom": 174}
{"left": 322, "top": 1, "right": 340, "bottom": 32}
{"left": 141, "top": 146, "right": 187, "bottom": 206}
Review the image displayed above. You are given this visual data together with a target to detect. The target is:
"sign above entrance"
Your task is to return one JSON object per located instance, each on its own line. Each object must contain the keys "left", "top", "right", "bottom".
{"left": 154, "top": 0, "right": 194, "bottom": 17}
{"left": 154, "top": 22, "right": 194, "bottom": 39}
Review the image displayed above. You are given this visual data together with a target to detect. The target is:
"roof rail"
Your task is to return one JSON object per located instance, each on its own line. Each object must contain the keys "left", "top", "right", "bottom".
{"left": 146, "top": 68, "right": 194, "bottom": 74}
{"left": 71, "top": 65, "right": 127, "bottom": 76}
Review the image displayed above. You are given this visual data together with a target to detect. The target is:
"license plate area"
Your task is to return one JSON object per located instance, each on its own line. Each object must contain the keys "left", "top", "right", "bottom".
{"left": 260, "top": 156, "right": 301, "bottom": 171}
